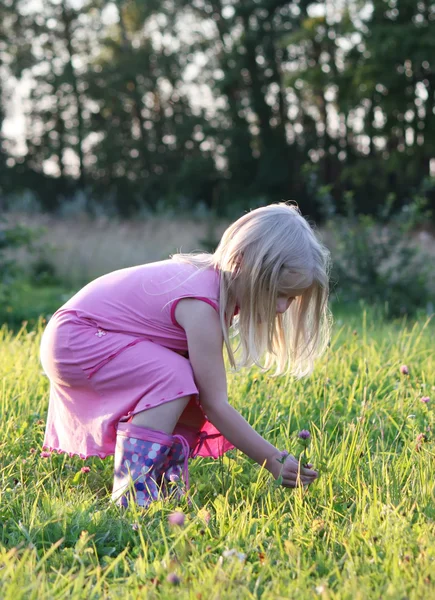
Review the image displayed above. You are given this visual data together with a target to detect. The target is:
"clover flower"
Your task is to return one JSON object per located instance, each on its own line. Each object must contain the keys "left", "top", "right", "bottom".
{"left": 198, "top": 509, "right": 211, "bottom": 524}
{"left": 81, "top": 466, "right": 90, "bottom": 473}
{"left": 168, "top": 511, "right": 185, "bottom": 527}
{"left": 421, "top": 396, "right": 430, "bottom": 404}
{"left": 400, "top": 365, "right": 409, "bottom": 375}
{"left": 415, "top": 433, "right": 428, "bottom": 452}
{"left": 166, "top": 572, "right": 181, "bottom": 585}
{"left": 298, "top": 430, "right": 311, "bottom": 440}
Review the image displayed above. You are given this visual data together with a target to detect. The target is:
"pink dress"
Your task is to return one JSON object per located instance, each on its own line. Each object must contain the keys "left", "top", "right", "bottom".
{"left": 40, "top": 260, "right": 235, "bottom": 460}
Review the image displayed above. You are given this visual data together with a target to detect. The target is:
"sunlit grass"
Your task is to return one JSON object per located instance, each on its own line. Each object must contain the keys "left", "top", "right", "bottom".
{"left": 1, "top": 310, "right": 434, "bottom": 599}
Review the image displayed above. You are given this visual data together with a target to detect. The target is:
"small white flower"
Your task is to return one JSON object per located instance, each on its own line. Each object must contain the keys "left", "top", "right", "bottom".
{"left": 315, "top": 584, "right": 326, "bottom": 594}
{"left": 222, "top": 549, "right": 246, "bottom": 562}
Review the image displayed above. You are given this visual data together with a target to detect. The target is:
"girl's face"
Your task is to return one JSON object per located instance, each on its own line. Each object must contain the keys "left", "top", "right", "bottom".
{"left": 233, "top": 263, "right": 309, "bottom": 316}
{"left": 276, "top": 295, "right": 296, "bottom": 314}
{"left": 275, "top": 269, "right": 307, "bottom": 314}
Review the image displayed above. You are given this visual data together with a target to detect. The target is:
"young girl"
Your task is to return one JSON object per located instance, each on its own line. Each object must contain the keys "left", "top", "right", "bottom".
{"left": 40, "top": 202, "right": 331, "bottom": 507}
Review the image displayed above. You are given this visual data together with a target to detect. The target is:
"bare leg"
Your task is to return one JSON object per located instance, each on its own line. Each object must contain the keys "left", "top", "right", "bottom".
{"left": 130, "top": 395, "right": 191, "bottom": 434}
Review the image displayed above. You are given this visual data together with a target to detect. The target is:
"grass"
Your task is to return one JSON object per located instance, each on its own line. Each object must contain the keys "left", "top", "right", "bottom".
{"left": 5, "top": 212, "right": 230, "bottom": 287}
{"left": 1, "top": 309, "right": 435, "bottom": 599}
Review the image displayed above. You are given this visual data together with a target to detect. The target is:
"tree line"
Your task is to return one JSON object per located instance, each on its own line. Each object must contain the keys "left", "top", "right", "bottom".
{"left": 1, "top": 0, "right": 435, "bottom": 219}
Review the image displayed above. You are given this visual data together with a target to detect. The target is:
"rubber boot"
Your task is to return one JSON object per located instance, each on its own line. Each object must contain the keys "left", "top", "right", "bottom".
{"left": 111, "top": 422, "right": 174, "bottom": 508}
{"left": 161, "top": 436, "right": 192, "bottom": 502}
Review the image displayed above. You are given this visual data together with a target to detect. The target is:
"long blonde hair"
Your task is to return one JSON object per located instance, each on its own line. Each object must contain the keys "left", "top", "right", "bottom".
{"left": 172, "top": 202, "right": 332, "bottom": 377}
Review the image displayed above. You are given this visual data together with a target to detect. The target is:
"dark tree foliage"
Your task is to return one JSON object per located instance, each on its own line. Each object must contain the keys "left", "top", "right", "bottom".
{"left": 0, "top": 0, "right": 434, "bottom": 218}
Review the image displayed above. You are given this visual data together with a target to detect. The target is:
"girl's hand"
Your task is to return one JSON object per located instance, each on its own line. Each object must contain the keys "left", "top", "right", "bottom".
{"left": 275, "top": 453, "right": 318, "bottom": 488}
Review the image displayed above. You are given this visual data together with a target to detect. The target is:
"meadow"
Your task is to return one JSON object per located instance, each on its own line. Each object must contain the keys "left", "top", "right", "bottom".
{"left": 1, "top": 309, "right": 434, "bottom": 599}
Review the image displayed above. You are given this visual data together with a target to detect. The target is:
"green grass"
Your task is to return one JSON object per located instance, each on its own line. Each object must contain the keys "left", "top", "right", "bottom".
{"left": 1, "top": 280, "right": 74, "bottom": 331}
{"left": 1, "top": 311, "right": 435, "bottom": 599}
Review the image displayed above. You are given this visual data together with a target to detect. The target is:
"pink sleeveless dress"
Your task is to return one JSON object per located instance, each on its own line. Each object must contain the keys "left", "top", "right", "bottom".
{"left": 40, "top": 260, "right": 235, "bottom": 460}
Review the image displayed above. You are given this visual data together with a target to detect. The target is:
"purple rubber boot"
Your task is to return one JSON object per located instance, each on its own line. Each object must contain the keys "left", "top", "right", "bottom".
{"left": 161, "top": 437, "right": 192, "bottom": 502}
{"left": 112, "top": 422, "right": 173, "bottom": 508}
{"left": 112, "top": 422, "right": 192, "bottom": 508}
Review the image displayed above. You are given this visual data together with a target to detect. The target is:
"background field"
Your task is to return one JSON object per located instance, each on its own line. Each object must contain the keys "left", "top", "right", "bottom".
{"left": 1, "top": 309, "right": 434, "bottom": 599}
{"left": 2, "top": 0, "right": 435, "bottom": 596}
{"left": 3, "top": 209, "right": 435, "bottom": 330}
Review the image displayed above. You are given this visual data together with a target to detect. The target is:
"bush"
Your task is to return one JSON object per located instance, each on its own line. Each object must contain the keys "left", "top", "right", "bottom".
{"left": 0, "top": 218, "right": 66, "bottom": 327}
{"left": 319, "top": 183, "right": 435, "bottom": 317}
{"left": 0, "top": 219, "right": 35, "bottom": 300}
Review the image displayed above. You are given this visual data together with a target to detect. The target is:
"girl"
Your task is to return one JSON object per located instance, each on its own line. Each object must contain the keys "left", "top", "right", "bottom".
{"left": 40, "top": 202, "right": 331, "bottom": 508}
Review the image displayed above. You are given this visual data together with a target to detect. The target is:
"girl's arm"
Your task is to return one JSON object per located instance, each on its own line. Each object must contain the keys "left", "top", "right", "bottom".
{"left": 175, "top": 299, "right": 283, "bottom": 478}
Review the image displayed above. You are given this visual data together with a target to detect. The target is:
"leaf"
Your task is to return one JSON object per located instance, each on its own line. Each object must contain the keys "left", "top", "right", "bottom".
{"left": 72, "top": 471, "right": 82, "bottom": 485}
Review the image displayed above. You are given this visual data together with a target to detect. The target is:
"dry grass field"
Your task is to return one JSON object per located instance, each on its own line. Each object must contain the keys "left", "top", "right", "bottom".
{"left": 5, "top": 212, "right": 231, "bottom": 286}
{"left": 4, "top": 211, "right": 435, "bottom": 293}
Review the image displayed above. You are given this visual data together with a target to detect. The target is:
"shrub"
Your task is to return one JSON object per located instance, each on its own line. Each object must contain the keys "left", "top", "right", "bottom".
{"left": 0, "top": 218, "right": 35, "bottom": 301}
{"left": 319, "top": 183, "right": 435, "bottom": 317}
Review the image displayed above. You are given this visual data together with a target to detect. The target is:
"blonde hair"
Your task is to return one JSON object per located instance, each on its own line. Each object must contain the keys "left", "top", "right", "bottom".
{"left": 172, "top": 202, "right": 332, "bottom": 377}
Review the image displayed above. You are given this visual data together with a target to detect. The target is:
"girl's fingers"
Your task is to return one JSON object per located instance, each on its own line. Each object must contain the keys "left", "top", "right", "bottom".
{"left": 283, "top": 467, "right": 317, "bottom": 480}
{"left": 281, "top": 470, "right": 318, "bottom": 487}
{"left": 281, "top": 478, "right": 313, "bottom": 489}
{"left": 283, "top": 459, "right": 318, "bottom": 479}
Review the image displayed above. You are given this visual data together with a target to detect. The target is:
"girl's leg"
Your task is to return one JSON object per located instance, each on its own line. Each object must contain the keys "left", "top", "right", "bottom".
{"left": 130, "top": 395, "right": 191, "bottom": 434}
{"left": 112, "top": 396, "right": 192, "bottom": 508}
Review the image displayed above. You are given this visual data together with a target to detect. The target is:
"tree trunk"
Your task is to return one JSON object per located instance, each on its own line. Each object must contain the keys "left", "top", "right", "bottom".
{"left": 61, "top": 4, "right": 86, "bottom": 193}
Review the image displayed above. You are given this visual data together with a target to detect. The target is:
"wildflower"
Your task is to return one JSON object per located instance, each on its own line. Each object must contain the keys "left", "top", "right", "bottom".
{"left": 29, "top": 448, "right": 36, "bottom": 454}
{"left": 168, "top": 473, "right": 179, "bottom": 482}
{"left": 275, "top": 450, "right": 289, "bottom": 469}
{"left": 166, "top": 572, "right": 181, "bottom": 585}
{"left": 168, "top": 511, "right": 185, "bottom": 527}
{"left": 400, "top": 365, "right": 409, "bottom": 375}
{"left": 298, "top": 430, "right": 311, "bottom": 440}
{"left": 415, "top": 433, "right": 427, "bottom": 452}
{"left": 198, "top": 509, "right": 211, "bottom": 524}
{"left": 40, "top": 451, "right": 51, "bottom": 458}
{"left": 131, "top": 523, "right": 139, "bottom": 531}
{"left": 421, "top": 396, "right": 430, "bottom": 404}
{"left": 222, "top": 549, "right": 246, "bottom": 562}
{"left": 81, "top": 466, "right": 90, "bottom": 473}
{"left": 316, "top": 584, "right": 327, "bottom": 594}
